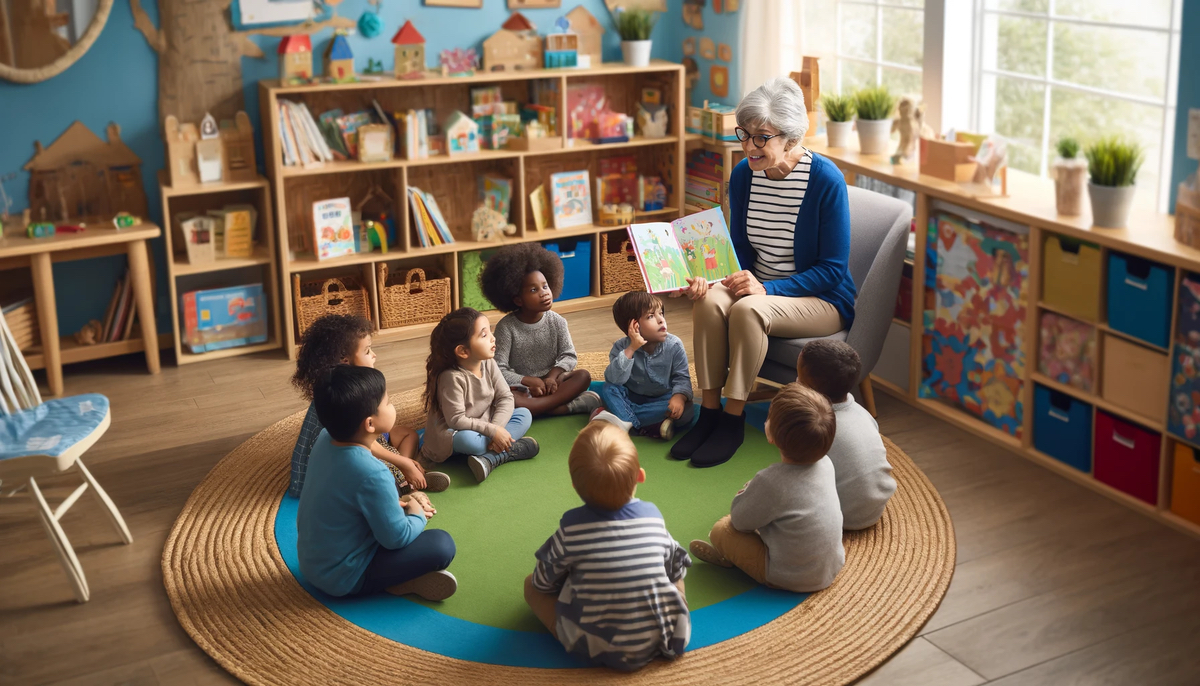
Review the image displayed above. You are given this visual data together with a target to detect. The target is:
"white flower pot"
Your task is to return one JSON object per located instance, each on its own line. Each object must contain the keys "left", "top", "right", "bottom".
{"left": 826, "top": 120, "right": 854, "bottom": 148}
{"left": 1053, "top": 158, "right": 1087, "bottom": 216}
{"left": 1088, "top": 182, "right": 1137, "bottom": 229}
{"left": 621, "top": 40, "right": 652, "bottom": 67}
{"left": 856, "top": 118, "right": 893, "bottom": 155}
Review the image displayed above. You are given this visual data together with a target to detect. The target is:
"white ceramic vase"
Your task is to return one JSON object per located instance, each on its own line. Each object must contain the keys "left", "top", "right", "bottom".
{"left": 621, "top": 40, "right": 652, "bottom": 67}
{"left": 1088, "top": 182, "right": 1137, "bottom": 229}
{"left": 826, "top": 120, "right": 854, "bottom": 148}
{"left": 856, "top": 118, "right": 892, "bottom": 155}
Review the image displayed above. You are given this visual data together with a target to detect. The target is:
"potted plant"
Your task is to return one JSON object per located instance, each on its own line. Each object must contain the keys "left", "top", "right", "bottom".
{"left": 851, "top": 86, "right": 897, "bottom": 155}
{"left": 1085, "top": 136, "right": 1144, "bottom": 229}
{"left": 820, "top": 93, "right": 856, "bottom": 148}
{"left": 614, "top": 8, "right": 658, "bottom": 68}
{"left": 1053, "top": 136, "right": 1087, "bottom": 216}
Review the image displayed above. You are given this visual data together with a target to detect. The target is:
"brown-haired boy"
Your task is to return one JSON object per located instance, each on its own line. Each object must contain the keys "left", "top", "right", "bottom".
{"left": 798, "top": 339, "right": 895, "bottom": 530}
{"left": 690, "top": 383, "right": 845, "bottom": 592}
{"left": 591, "top": 291, "right": 694, "bottom": 439}
{"left": 524, "top": 422, "right": 691, "bottom": 671}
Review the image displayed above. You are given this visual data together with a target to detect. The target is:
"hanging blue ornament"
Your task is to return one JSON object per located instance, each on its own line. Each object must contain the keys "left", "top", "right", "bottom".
{"left": 358, "top": 11, "right": 383, "bottom": 39}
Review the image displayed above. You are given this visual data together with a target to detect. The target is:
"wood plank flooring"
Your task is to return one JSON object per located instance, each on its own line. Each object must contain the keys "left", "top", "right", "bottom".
{"left": 2, "top": 299, "right": 1199, "bottom": 685}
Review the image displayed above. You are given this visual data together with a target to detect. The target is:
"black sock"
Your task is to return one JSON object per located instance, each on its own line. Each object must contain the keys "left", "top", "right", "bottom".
{"left": 690, "top": 411, "right": 745, "bottom": 468}
{"left": 670, "top": 405, "right": 723, "bottom": 459}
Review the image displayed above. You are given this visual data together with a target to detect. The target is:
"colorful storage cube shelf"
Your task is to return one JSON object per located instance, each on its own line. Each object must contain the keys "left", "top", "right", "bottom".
{"left": 1170, "top": 441, "right": 1200, "bottom": 525}
{"left": 1101, "top": 334, "right": 1168, "bottom": 422}
{"left": 1042, "top": 235, "right": 1101, "bottom": 321}
{"left": 1038, "top": 311, "right": 1097, "bottom": 393}
{"left": 1106, "top": 251, "right": 1173, "bottom": 348}
{"left": 1094, "top": 410, "right": 1160, "bottom": 505}
{"left": 1168, "top": 274, "right": 1200, "bottom": 440}
{"left": 541, "top": 238, "right": 592, "bottom": 302}
{"left": 459, "top": 248, "right": 500, "bottom": 312}
{"left": 1033, "top": 384, "right": 1092, "bottom": 472}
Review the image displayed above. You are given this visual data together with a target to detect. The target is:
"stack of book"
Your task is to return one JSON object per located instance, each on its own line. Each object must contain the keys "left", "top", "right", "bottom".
{"left": 685, "top": 149, "right": 724, "bottom": 213}
{"left": 278, "top": 99, "right": 336, "bottom": 167}
{"left": 408, "top": 187, "right": 454, "bottom": 248}
{"left": 99, "top": 269, "right": 138, "bottom": 343}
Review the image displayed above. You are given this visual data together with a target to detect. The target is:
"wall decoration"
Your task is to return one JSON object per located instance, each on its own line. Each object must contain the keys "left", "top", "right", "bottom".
{"left": 358, "top": 11, "right": 383, "bottom": 38}
{"left": 699, "top": 36, "right": 716, "bottom": 60}
{"left": 683, "top": 56, "right": 699, "bottom": 96}
{"left": 682, "top": 0, "right": 703, "bottom": 30}
{"left": 425, "top": 0, "right": 482, "bottom": 6}
{"left": 709, "top": 64, "right": 728, "bottom": 98}
{"left": 717, "top": 42, "right": 731, "bottom": 62}
{"left": 712, "top": 0, "right": 722, "bottom": 12}
{"left": 726, "top": 0, "right": 739, "bottom": 10}
{"left": 605, "top": 0, "right": 666, "bottom": 11}
{"left": 237, "top": 0, "right": 315, "bottom": 28}
{"left": 510, "top": 0, "right": 561, "bottom": 7}
{"left": 683, "top": 37, "right": 696, "bottom": 57}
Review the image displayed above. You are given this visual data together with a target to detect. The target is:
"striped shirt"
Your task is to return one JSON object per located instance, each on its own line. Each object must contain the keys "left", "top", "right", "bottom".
{"left": 532, "top": 499, "right": 691, "bottom": 671}
{"left": 746, "top": 151, "right": 813, "bottom": 281}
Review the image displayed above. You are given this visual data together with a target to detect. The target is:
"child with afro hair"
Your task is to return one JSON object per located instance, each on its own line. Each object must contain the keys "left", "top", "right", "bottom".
{"left": 480, "top": 243, "right": 601, "bottom": 417}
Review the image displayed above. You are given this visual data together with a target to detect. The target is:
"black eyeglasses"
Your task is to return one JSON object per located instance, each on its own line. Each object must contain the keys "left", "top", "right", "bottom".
{"left": 735, "top": 127, "right": 782, "bottom": 148}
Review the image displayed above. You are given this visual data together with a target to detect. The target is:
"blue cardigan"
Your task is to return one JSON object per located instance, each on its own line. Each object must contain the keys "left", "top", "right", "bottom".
{"left": 729, "top": 154, "right": 857, "bottom": 328}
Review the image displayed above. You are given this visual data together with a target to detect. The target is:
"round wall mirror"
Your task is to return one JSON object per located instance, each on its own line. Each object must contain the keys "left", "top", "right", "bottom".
{"left": 0, "top": 0, "right": 113, "bottom": 83}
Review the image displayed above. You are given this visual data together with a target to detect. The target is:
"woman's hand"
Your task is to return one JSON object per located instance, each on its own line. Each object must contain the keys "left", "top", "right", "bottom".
{"left": 669, "top": 276, "right": 709, "bottom": 301}
{"left": 489, "top": 426, "right": 514, "bottom": 453}
{"left": 725, "top": 270, "right": 767, "bottom": 297}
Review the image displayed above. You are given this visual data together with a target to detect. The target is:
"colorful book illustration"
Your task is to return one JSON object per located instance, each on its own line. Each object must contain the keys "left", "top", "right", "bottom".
{"left": 335, "top": 111, "right": 375, "bottom": 158}
{"left": 626, "top": 207, "right": 741, "bottom": 293}
{"left": 550, "top": 170, "right": 593, "bottom": 229}
{"left": 480, "top": 174, "right": 513, "bottom": 220}
{"left": 312, "top": 197, "right": 356, "bottom": 260}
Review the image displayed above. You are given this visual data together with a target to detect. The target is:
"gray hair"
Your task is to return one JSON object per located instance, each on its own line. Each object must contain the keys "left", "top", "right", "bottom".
{"left": 736, "top": 77, "right": 809, "bottom": 142}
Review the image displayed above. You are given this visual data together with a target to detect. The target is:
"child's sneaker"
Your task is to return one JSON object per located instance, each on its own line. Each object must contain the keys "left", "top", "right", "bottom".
{"left": 635, "top": 418, "right": 675, "bottom": 440}
{"left": 689, "top": 540, "right": 733, "bottom": 568}
{"left": 386, "top": 570, "right": 458, "bottom": 601}
{"left": 565, "top": 390, "right": 603, "bottom": 415}
{"left": 590, "top": 409, "right": 633, "bottom": 432}
{"left": 423, "top": 471, "right": 451, "bottom": 492}
{"left": 467, "top": 455, "right": 492, "bottom": 483}
{"left": 468, "top": 437, "right": 540, "bottom": 483}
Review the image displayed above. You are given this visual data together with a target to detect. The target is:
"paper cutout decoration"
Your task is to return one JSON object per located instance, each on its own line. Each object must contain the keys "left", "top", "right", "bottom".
{"left": 710, "top": 65, "right": 729, "bottom": 98}
{"left": 683, "top": 0, "right": 703, "bottom": 30}
{"left": 718, "top": 42, "right": 732, "bottom": 62}
{"left": 605, "top": 0, "right": 667, "bottom": 11}
{"left": 510, "top": 0, "right": 561, "bottom": 7}
{"left": 683, "top": 57, "right": 700, "bottom": 91}
{"left": 699, "top": 36, "right": 716, "bottom": 60}
{"left": 425, "top": 0, "right": 483, "bottom": 6}
{"left": 713, "top": 0, "right": 722, "bottom": 11}
{"left": 683, "top": 37, "right": 696, "bottom": 57}
{"left": 726, "top": 0, "right": 739, "bottom": 10}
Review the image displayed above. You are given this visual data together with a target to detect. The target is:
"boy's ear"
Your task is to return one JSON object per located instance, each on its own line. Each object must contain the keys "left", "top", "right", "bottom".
{"left": 764, "top": 419, "right": 776, "bottom": 446}
{"left": 362, "top": 414, "right": 376, "bottom": 435}
{"left": 636, "top": 467, "right": 646, "bottom": 484}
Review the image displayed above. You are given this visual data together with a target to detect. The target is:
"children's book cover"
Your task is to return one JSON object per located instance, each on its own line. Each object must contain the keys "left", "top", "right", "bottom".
{"left": 550, "top": 170, "right": 593, "bottom": 229}
{"left": 626, "top": 208, "right": 742, "bottom": 293}
{"left": 312, "top": 197, "right": 356, "bottom": 260}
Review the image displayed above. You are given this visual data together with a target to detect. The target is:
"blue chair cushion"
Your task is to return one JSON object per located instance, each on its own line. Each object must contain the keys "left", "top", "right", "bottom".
{"left": 0, "top": 394, "right": 110, "bottom": 460}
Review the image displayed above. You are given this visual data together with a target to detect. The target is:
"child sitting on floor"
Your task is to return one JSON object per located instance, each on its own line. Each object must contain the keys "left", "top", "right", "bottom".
{"left": 592, "top": 292, "right": 694, "bottom": 439}
{"left": 420, "top": 308, "right": 540, "bottom": 483}
{"left": 289, "top": 314, "right": 448, "bottom": 499}
{"left": 481, "top": 243, "right": 601, "bottom": 417}
{"left": 524, "top": 421, "right": 690, "bottom": 671}
{"left": 690, "top": 383, "right": 845, "bottom": 592}
{"left": 297, "top": 365, "right": 457, "bottom": 599}
{"left": 798, "top": 340, "right": 895, "bottom": 530}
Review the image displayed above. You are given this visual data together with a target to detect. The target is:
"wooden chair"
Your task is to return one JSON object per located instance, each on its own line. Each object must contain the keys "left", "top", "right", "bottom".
{"left": 0, "top": 310, "right": 132, "bottom": 603}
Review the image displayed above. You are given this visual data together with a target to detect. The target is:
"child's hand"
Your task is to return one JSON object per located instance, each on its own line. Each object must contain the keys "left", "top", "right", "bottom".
{"left": 523, "top": 376, "right": 547, "bottom": 397}
{"left": 667, "top": 394, "right": 686, "bottom": 419}
{"left": 627, "top": 320, "right": 647, "bottom": 351}
{"left": 490, "top": 426, "right": 514, "bottom": 453}
{"left": 403, "top": 497, "right": 428, "bottom": 520}
{"left": 542, "top": 374, "right": 559, "bottom": 394}
{"left": 404, "top": 491, "right": 437, "bottom": 517}
{"left": 398, "top": 458, "right": 427, "bottom": 490}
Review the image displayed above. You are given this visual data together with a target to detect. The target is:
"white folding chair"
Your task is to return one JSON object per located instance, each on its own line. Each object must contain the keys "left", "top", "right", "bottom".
{"left": 0, "top": 310, "right": 132, "bottom": 603}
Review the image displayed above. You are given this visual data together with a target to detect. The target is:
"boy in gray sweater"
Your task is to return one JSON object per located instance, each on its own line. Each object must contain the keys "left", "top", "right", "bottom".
{"left": 690, "top": 383, "right": 845, "bottom": 592}
{"left": 798, "top": 340, "right": 895, "bottom": 530}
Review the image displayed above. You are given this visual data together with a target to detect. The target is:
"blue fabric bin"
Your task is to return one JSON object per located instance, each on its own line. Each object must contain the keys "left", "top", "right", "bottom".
{"left": 1106, "top": 252, "right": 1173, "bottom": 348}
{"left": 1034, "top": 384, "right": 1092, "bottom": 472}
{"left": 542, "top": 238, "right": 592, "bottom": 302}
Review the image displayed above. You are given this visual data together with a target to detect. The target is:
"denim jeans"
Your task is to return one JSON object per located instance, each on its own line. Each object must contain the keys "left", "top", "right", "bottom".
{"left": 600, "top": 383, "right": 695, "bottom": 429}
{"left": 356, "top": 529, "right": 456, "bottom": 595}
{"left": 451, "top": 407, "right": 532, "bottom": 465}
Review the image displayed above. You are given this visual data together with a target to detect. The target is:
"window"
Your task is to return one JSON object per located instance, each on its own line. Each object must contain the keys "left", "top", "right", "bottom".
{"left": 791, "top": 0, "right": 926, "bottom": 97}
{"left": 975, "top": 0, "right": 1182, "bottom": 209}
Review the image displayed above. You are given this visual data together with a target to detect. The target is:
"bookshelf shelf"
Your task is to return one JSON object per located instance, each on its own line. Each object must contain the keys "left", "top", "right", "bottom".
{"left": 263, "top": 62, "right": 688, "bottom": 359}
{"left": 173, "top": 246, "right": 274, "bottom": 276}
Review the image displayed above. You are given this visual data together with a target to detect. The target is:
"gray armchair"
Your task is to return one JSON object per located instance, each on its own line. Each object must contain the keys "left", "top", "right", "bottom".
{"left": 757, "top": 185, "right": 914, "bottom": 415}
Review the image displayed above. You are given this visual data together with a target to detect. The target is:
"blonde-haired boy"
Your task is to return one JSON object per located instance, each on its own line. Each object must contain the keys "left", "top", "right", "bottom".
{"left": 524, "top": 422, "right": 691, "bottom": 671}
{"left": 690, "top": 383, "right": 845, "bottom": 592}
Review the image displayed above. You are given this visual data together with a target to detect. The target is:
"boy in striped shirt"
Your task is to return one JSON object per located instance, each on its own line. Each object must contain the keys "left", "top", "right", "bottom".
{"left": 523, "top": 422, "right": 691, "bottom": 671}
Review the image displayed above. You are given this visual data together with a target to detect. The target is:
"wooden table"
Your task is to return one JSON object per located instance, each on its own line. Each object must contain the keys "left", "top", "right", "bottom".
{"left": 0, "top": 222, "right": 162, "bottom": 396}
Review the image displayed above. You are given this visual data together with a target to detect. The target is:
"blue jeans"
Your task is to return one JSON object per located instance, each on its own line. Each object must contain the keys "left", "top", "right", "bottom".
{"left": 451, "top": 407, "right": 532, "bottom": 465}
{"left": 356, "top": 529, "right": 456, "bottom": 595}
{"left": 600, "top": 383, "right": 695, "bottom": 429}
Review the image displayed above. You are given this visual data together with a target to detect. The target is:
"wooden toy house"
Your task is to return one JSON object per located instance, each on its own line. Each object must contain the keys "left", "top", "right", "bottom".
{"left": 392, "top": 20, "right": 426, "bottom": 79}
{"left": 483, "top": 27, "right": 542, "bottom": 72}
{"left": 790, "top": 56, "right": 820, "bottom": 136}
{"left": 24, "top": 121, "right": 148, "bottom": 223}
{"left": 278, "top": 35, "right": 313, "bottom": 85}
{"left": 445, "top": 111, "right": 480, "bottom": 155}
{"left": 702, "top": 101, "right": 738, "bottom": 142}
{"left": 325, "top": 32, "right": 355, "bottom": 83}
{"left": 565, "top": 6, "right": 604, "bottom": 67}
{"left": 164, "top": 111, "right": 258, "bottom": 188}
{"left": 545, "top": 22, "right": 578, "bottom": 69}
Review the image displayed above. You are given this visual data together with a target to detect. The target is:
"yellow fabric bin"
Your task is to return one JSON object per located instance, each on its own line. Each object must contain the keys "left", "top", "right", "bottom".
{"left": 1171, "top": 442, "right": 1200, "bottom": 526}
{"left": 1042, "top": 235, "right": 1102, "bottom": 321}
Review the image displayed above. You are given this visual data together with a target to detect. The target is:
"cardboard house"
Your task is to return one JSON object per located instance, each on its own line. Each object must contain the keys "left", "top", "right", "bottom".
{"left": 565, "top": 6, "right": 604, "bottom": 67}
{"left": 445, "top": 111, "right": 480, "bottom": 155}
{"left": 325, "top": 33, "right": 355, "bottom": 83}
{"left": 392, "top": 20, "right": 426, "bottom": 79}
{"left": 164, "top": 111, "right": 258, "bottom": 188}
{"left": 483, "top": 28, "right": 542, "bottom": 72}
{"left": 278, "top": 35, "right": 313, "bottom": 84}
{"left": 545, "top": 30, "right": 578, "bottom": 68}
{"left": 24, "top": 121, "right": 148, "bottom": 223}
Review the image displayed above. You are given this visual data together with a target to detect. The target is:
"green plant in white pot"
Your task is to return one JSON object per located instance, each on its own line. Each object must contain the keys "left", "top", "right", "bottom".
{"left": 1085, "top": 136, "right": 1143, "bottom": 228}
{"left": 851, "top": 86, "right": 897, "bottom": 155}
{"left": 820, "top": 93, "right": 856, "bottom": 148}
{"left": 614, "top": 8, "right": 658, "bottom": 67}
{"left": 1053, "top": 136, "right": 1087, "bottom": 216}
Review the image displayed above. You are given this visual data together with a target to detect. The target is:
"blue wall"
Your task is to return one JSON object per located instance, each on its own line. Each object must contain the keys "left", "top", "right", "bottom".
{"left": 659, "top": 0, "right": 742, "bottom": 108}
{"left": 1170, "top": 0, "right": 1199, "bottom": 212}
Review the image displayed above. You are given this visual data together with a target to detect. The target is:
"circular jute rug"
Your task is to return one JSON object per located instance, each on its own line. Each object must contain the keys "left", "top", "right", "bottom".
{"left": 163, "top": 353, "right": 955, "bottom": 685}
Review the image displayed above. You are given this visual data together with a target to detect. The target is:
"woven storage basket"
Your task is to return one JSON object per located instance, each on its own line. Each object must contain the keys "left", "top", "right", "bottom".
{"left": 600, "top": 232, "right": 646, "bottom": 295}
{"left": 1, "top": 299, "right": 38, "bottom": 352}
{"left": 378, "top": 265, "right": 451, "bottom": 329}
{"left": 292, "top": 274, "right": 372, "bottom": 339}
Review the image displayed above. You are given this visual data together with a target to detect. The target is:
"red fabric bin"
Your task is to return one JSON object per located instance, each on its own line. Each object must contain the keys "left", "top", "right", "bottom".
{"left": 1094, "top": 411, "right": 1160, "bottom": 505}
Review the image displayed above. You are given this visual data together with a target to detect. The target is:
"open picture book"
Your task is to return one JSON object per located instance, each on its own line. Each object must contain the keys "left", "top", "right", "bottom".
{"left": 626, "top": 207, "right": 742, "bottom": 293}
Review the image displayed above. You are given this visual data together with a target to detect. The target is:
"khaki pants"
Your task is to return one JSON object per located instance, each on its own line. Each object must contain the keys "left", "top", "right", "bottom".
{"left": 709, "top": 515, "right": 769, "bottom": 585}
{"left": 694, "top": 284, "right": 843, "bottom": 400}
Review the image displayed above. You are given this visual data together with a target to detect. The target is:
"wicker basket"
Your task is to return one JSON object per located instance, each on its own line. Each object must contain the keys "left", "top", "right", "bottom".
{"left": 1175, "top": 188, "right": 1200, "bottom": 249}
{"left": 378, "top": 265, "right": 451, "bottom": 329}
{"left": 601, "top": 232, "right": 647, "bottom": 295}
{"left": 1, "top": 298, "right": 38, "bottom": 352}
{"left": 292, "top": 274, "right": 372, "bottom": 339}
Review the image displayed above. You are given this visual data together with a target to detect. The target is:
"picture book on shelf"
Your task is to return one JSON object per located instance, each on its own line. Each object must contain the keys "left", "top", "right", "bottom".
{"left": 480, "top": 174, "right": 512, "bottom": 219}
{"left": 626, "top": 207, "right": 742, "bottom": 293}
{"left": 529, "top": 184, "right": 551, "bottom": 232}
{"left": 550, "top": 170, "right": 593, "bottom": 229}
{"left": 407, "top": 187, "right": 453, "bottom": 248}
{"left": 312, "top": 197, "right": 356, "bottom": 260}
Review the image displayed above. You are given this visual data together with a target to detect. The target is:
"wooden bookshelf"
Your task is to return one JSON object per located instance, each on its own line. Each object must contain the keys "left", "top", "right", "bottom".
{"left": 260, "top": 61, "right": 687, "bottom": 358}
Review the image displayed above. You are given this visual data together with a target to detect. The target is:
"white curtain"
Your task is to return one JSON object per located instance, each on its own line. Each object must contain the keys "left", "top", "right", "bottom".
{"left": 738, "top": 0, "right": 793, "bottom": 100}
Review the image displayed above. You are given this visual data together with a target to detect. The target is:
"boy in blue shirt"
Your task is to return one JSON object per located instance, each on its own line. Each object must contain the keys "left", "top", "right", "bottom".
{"left": 593, "top": 292, "right": 695, "bottom": 439}
{"left": 297, "top": 365, "right": 457, "bottom": 598}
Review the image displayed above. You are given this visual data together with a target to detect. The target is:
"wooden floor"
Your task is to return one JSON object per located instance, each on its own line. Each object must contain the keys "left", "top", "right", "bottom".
{"left": 3, "top": 298, "right": 1200, "bottom": 685}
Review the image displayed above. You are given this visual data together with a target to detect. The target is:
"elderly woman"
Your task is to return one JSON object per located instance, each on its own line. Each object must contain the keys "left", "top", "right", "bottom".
{"left": 671, "top": 77, "right": 856, "bottom": 468}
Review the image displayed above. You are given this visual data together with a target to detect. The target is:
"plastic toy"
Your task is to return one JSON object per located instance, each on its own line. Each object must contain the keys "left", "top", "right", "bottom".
{"left": 27, "top": 222, "right": 55, "bottom": 238}
{"left": 113, "top": 213, "right": 138, "bottom": 229}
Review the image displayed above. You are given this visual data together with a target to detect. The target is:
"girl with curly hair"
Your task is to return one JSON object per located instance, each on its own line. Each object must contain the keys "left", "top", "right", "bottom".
{"left": 289, "top": 314, "right": 449, "bottom": 498}
{"left": 479, "top": 243, "right": 601, "bottom": 417}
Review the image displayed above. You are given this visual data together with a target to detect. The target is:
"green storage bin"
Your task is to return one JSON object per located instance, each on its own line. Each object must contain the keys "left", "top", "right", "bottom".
{"left": 459, "top": 248, "right": 500, "bottom": 311}
{"left": 1042, "top": 235, "right": 1101, "bottom": 321}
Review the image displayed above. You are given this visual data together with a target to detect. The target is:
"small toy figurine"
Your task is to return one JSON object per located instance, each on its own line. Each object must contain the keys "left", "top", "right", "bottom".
{"left": 113, "top": 212, "right": 139, "bottom": 229}
{"left": 27, "top": 222, "right": 56, "bottom": 238}
{"left": 392, "top": 20, "right": 427, "bottom": 79}
{"left": 364, "top": 58, "right": 384, "bottom": 74}
{"left": 73, "top": 320, "right": 104, "bottom": 346}
{"left": 470, "top": 206, "right": 517, "bottom": 241}
{"left": 278, "top": 35, "right": 313, "bottom": 85}
{"left": 636, "top": 102, "right": 669, "bottom": 138}
{"left": 891, "top": 96, "right": 936, "bottom": 164}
